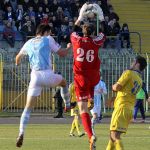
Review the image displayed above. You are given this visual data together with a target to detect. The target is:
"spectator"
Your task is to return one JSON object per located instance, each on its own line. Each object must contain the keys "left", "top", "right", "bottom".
{"left": 27, "top": 6, "right": 36, "bottom": 18}
{"left": 36, "top": 6, "right": 45, "bottom": 26}
{"left": 20, "top": 20, "right": 35, "bottom": 42}
{"left": 102, "top": 15, "right": 109, "bottom": 35}
{"left": 104, "top": 19, "right": 121, "bottom": 49}
{"left": 40, "top": 0, "right": 51, "bottom": 12}
{"left": 108, "top": 6, "right": 119, "bottom": 21}
{"left": 31, "top": 0, "right": 40, "bottom": 13}
{"left": 48, "top": 22, "right": 57, "bottom": 36}
{"left": 133, "top": 82, "right": 149, "bottom": 123}
{"left": 53, "top": 85, "right": 64, "bottom": 118}
{"left": 51, "top": 15, "right": 61, "bottom": 29}
{"left": 41, "top": 14, "right": 49, "bottom": 24}
{"left": 97, "top": 0, "right": 109, "bottom": 16}
{"left": 56, "top": 7, "right": 64, "bottom": 22}
{"left": 64, "top": 8, "right": 71, "bottom": 19}
{"left": 1, "top": 0, "right": 12, "bottom": 12}
{"left": 120, "top": 23, "right": 130, "bottom": 48}
{"left": 15, "top": 4, "right": 24, "bottom": 29}
{"left": 58, "top": 23, "right": 70, "bottom": 45}
{"left": 4, "top": 6, "right": 16, "bottom": 22}
{"left": 50, "top": 0, "right": 59, "bottom": 14}
{"left": 3, "top": 21, "right": 16, "bottom": 47}
{"left": 22, "top": 0, "right": 31, "bottom": 11}
{"left": 10, "top": 0, "right": 17, "bottom": 11}
{"left": 30, "top": 16, "right": 36, "bottom": 27}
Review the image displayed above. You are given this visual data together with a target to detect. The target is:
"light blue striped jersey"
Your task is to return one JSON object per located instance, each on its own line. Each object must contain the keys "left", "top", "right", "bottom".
{"left": 20, "top": 36, "right": 60, "bottom": 70}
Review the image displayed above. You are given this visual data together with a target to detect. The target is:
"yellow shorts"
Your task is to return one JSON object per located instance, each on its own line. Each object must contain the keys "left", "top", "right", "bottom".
{"left": 71, "top": 106, "right": 79, "bottom": 116}
{"left": 110, "top": 106, "right": 132, "bottom": 133}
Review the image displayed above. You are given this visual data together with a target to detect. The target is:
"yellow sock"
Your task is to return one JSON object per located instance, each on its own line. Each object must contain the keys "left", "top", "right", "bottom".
{"left": 70, "top": 119, "right": 76, "bottom": 134}
{"left": 106, "top": 140, "right": 115, "bottom": 150}
{"left": 74, "top": 118, "right": 81, "bottom": 134}
{"left": 115, "top": 139, "right": 124, "bottom": 150}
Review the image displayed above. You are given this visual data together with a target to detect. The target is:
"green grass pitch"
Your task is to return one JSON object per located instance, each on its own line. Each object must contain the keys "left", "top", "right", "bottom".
{"left": 0, "top": 124, "right": 150, "bottom": 150}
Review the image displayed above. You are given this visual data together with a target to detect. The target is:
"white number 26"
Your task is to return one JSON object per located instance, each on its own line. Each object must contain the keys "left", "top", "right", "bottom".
{"left": 76, "top": 48, "right": 94, "bottom": 62}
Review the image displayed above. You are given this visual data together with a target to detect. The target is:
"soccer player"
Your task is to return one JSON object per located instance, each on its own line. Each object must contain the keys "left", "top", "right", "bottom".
{"left": 69, "top": 82, "right": 85, "bottom": 137}
{"left": 90, "top": 78, "right": 107, "bottom": 136}
{"left": 70, "top": 3, "right": 105, "bottom": 150}
{"left": 15, "top": 24, "right": 76, "bottom": 148}
{"left": 106, "top": 55, "right": 147, "bottom": 150}
{"left": 133, "top": 82, "right": 148, "bottom": 123}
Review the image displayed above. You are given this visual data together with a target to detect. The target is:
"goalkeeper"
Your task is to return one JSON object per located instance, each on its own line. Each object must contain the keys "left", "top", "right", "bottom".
{"left": 70, "top": 2, "right": 105, "bottom": 150}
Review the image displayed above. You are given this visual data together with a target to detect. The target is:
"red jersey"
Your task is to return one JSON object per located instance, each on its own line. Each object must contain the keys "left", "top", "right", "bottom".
{"left": 71, "top": 32, "right": 105, "bottom": 75}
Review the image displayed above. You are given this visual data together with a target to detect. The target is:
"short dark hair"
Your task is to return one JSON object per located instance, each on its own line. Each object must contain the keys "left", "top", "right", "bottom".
{"left": 82, "top": 23, "right": 95, "bottom": 36}
{"left": 135, "top": 55, "right": 147, "bottom": 71}
{"left": 36, "top": 24, "right": 51, "bottom": 36}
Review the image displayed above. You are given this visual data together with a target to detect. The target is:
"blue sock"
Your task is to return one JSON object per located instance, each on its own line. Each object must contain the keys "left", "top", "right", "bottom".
{"left": 60, "top": 86, "right": 70, "bottom": 106}
{"left": 19, "top": 108, "right": 32, "bottom": 135}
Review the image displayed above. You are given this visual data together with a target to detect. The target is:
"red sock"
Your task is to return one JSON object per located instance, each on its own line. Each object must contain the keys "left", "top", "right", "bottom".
{"left": 81, "top": 113, "right": 93, "bottom": 139}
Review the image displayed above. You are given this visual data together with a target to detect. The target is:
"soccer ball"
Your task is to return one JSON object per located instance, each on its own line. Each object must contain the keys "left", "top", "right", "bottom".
{"left": 86, "top": 10, "right": 95, "bottom": 19}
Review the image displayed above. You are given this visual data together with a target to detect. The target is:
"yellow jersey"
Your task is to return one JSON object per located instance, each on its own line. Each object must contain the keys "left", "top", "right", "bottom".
{"left": 114, "top": 70, "right": 142, "bottom": 109}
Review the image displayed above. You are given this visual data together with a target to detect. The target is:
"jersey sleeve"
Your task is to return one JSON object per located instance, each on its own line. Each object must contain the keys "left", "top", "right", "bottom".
{"left": 70, "top": 32, "right": 81, "bottom": 43}
{"left": 117, "top": 70, "right": 131, "bottom": 87}
{"left": 93, "top": 32, "right": 105, "bottom": 46}
{"left": 48, "top": 36, "right": 61, "bottom": 53}
{"left": 19, "top": 40, "right": 30, "bottom": 55}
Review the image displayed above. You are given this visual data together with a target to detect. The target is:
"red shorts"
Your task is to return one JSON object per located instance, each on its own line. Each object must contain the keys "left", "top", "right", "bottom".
{"left": 74, "top": 72, "right": 100, "bottom": 101}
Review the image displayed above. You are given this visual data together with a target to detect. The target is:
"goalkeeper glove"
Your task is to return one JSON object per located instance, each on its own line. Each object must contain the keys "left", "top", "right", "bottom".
{"left": 92, "top": 3, "right": 104, "bottom": 21}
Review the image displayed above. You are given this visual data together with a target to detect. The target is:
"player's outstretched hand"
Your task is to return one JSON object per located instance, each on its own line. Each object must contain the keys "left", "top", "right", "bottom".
{"left": 67, "top": 43, "right": 72, "bottom": 49}
{"left": 92, "top": 3, "right": 104, "bottom": 21}
{"left": 78, "top": 3, "right": 88, "bottom": 21}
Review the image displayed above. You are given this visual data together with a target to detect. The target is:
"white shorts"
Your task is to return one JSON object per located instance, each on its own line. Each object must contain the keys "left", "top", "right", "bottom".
{"left": 27, "top": 70, "right": 63, "bottom": 96}
{"left": 90, "top": 105, "right": 101, "bottom": 117}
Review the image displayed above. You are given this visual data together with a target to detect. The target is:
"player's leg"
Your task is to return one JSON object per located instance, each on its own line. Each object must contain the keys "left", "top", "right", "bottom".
{"left": 133, "top": 100, "right": 140, "bottom": 121}
{"left": 46, "top": 72, "right": 76, "bottom": 111}
{"left": 16, "top": 95, "right": 37, "bottom": 147}
{"left": 70, "top": 115, "right": 76, "bottom": 136}
{"left": 91, "top": 112, "right": 97, "bottom": 136}
{"left": 78, "top": 101, "right": 93, "bottom": 138}
{"left": 139, "top": 100, "right": 145, "bottom": 122}
{"left": 78, "top": 101, "right": 96, "bottom": 149}
{"left": 16, "top": 70, "right": 42, "bottom": 147}
{"left": 111, "top": 131, "right": 124, "bottom": 150}
{"left": 58, "top": 78, "right": 76, "bottom": 111}
{"left": 74, "top": 114, "right": 85, "bottom": 137}
{"left": 90, "top": 101, "right": 98, "bottom": 136}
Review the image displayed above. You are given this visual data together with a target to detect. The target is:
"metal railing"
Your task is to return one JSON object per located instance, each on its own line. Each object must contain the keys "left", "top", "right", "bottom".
{"left": 0, "top": 45, "right": 149, "bottom": 113}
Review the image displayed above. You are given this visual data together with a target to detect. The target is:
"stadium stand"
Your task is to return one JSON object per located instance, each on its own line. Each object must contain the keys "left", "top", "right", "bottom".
{"left": 111, "top": 0, "right": 150, "bottom": 53}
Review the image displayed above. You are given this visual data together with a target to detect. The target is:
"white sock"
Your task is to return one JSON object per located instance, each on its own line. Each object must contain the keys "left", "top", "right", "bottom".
{"left": 19, "top": 108, "right": 31, "bottom": 135}
{"left": 60, "top": 86, "right": 70, "bottom": 106}
{"left": 91, "top": 117, "right": 97, "bottom": 136}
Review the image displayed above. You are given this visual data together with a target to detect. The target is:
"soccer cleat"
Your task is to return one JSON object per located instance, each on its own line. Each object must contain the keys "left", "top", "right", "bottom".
{"left": 89, "top": 135, "right": 97, "bottom": 150}
{"left": 78, "top": 132, "right": 85, "bottom": 137}
{"left": 16, "top": 134, "right": 24, "bottom": 148}
{"left": 88, "top": 99, "right": 94, "bottom": 110}
{"left": 64, "top": 102, "right": 77, "bottom": 112}
{"left": 69, "top": 133, "right": 75, "bottom": 137}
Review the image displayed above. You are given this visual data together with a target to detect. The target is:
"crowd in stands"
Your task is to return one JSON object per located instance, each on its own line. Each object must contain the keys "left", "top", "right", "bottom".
{"left": 0, "top": 0, "right": 130, "bottom": 49}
